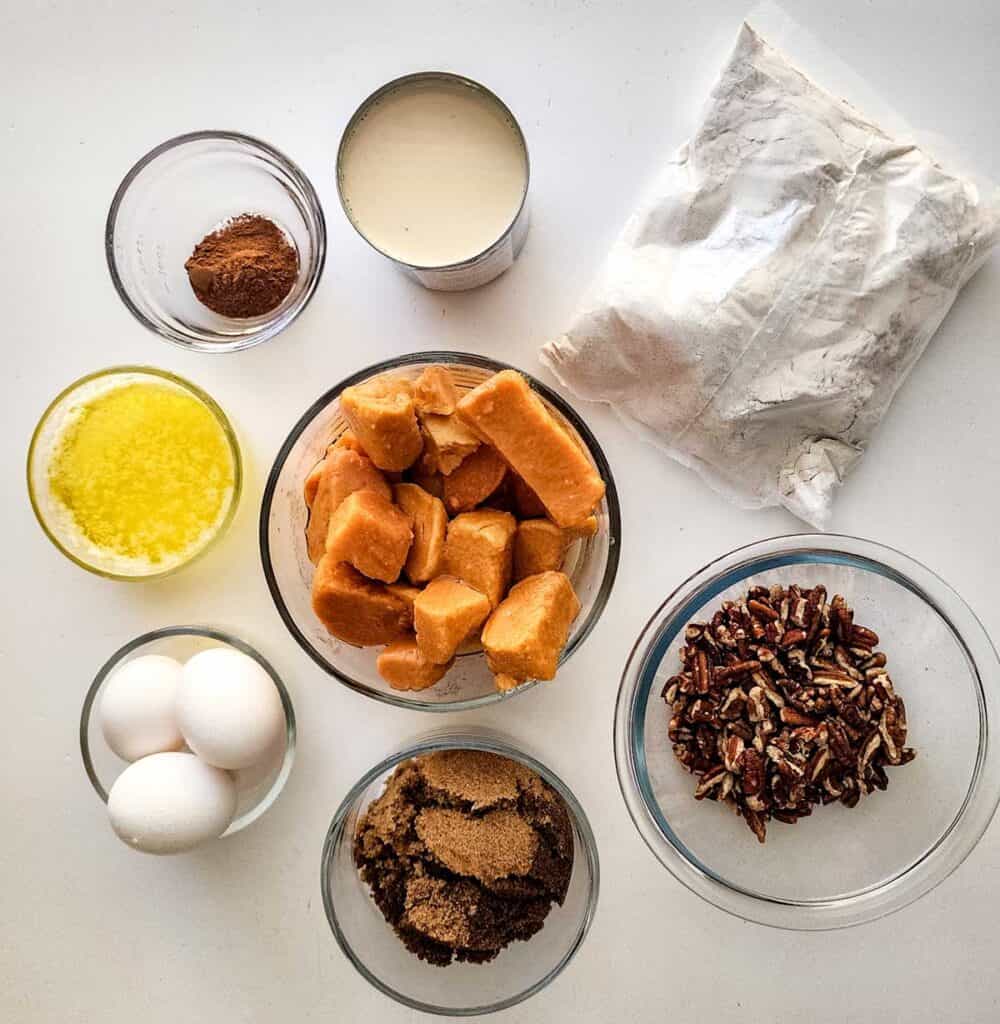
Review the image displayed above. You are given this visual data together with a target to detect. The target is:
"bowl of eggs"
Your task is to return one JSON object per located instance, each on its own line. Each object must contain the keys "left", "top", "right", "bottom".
{"left": 80, "top": 626, "right": 295, "bottom": 854}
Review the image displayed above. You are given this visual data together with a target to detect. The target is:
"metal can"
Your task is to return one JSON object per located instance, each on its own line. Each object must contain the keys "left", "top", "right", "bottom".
{"left": 336, "top": 72, "right": 530, "bottom": 292}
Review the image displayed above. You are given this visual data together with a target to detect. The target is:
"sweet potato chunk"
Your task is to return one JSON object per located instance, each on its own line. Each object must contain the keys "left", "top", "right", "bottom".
{"left": 394, "top": 482, "right": 447, "bottom": 584}
{"left": 509, "top": 472, "right": 547, "bottom": 518}
{"left": 565, "top": 514, "right": 599, "bottom": 539}
{"left": 306, "top": 448, "right": 392, "bottom": 564}
{"left": 377, "top": 636, "right": 452, "bottom": 691}
{"left": 413, "top": 366, "right": 459, "bottom": 416}
{"left": 386, "top": 580, "right": 422, "bottom": 616}
{"left": 304, "top": 459, "right": 325, "bottom": 509}
{"left": 325, "top": 490, "right": 413, "bottom": 584}
{"left": 494, "top": 673, "right": 521, "bottom": 692}
{"left": 340, "top": 376, "right": 423, "bottom": 472}
{"left": 442, "top": 446, "right": 507, "bottom": 515}
{"left": 334, "top": 429, "right": 366, "bottom": 454}
{"left": 311, "top": 558, "right": 412, "bottom": 647}
{"left": 481, "top": 571, "right": 581, "bottom": 685}
{"left": 513, "top": 519, "right": 568, "bottom": 581}
{"left": 444, "top": 509, "right": 517, "bottom": 608}
{"left": 456, "top": 370, "right": 605, "bottom": 527}
{"left": 421, "top": 413, "right": 481, "bottom": 475}
{"left": 409, "top": 465, "right": 444, "bottom": 499}
{"left": 414, "top": 576, "right": 492, "bottom": 665}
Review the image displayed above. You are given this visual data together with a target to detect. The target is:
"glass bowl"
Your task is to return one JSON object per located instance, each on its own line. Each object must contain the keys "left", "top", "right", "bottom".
{"left": 259, "top": 352, "right": 620, "bottom": 711}
{"left": 106, "top": 130, "right": 326, "bottom": 352}
{"left": 27, "top": 366, "right": 242, "bottom": 581}
{"left": 615, "top": 534, "right": 1000, "bottom": 930}
{"left": 81, "top": 626, "right": 295, "bottom": 841}
{"left": 320, "top": 730, "right": 599, "bottom": 1016}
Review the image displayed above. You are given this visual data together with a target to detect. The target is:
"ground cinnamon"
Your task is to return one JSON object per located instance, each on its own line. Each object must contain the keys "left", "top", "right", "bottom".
{"left": 185, "top": 214, "right": 298, "bottom": 318}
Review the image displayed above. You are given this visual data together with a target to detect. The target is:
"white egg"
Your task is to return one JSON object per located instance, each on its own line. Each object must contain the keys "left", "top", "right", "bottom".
{"left": 177, "top": 647, "right": 285, "bottom": 770}
{"left": 99, "top": 654, "right": 184, "bottom": 762}
{"left": 107, "top": 751, "right": 237, "bottom": 854}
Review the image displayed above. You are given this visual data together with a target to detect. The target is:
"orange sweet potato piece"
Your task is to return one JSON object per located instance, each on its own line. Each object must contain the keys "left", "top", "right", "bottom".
{"left": 414, "top": 576, "right": 492, "bottom": 665}
{"left": 421, "top": 413, "right": 481, "bottom": 475}
{"left": 513, "top": 519, "right": 569, "bottom": 581}
{"left": 481, "top": 571, "right": 581, "bottom": 685}
{"left": 304, "top": 459, "right": 325, "bottom": 508}
{"left": 443, "top": 509, "right": 517, "bottom": 608}
{"left": 442, "top": 445, "right": 507, "bottom": 514}
{"left": 377, "top": 636, "right": 452, "bottom": 691}
{"left": 394, "top": 482, "right": 447, "bottom": 584}
{"left": 386, "top": 580, "right": 422, "bottom": 616}
{"left": 340, "top": 376, "right": 423, "bottom": 472}
{"left": 311, "top": 557, "right": 412, "bottom": 647}
{"left": 413, "top": 366, "right": 459, "bottom": 416}
{"left": 325, "top": 490, "right": 413, "bottom": 584}
{"left": 456, "top": 370, "right": 604, "bottom": 527}
{"left": 334, "top": 429, "right": 366, "bottom": 454}
{"left": 510, "top": 472, "right": 547, "bottom": 519}
{"left": 306, "top": 448, "right": 392, "bottom": 564}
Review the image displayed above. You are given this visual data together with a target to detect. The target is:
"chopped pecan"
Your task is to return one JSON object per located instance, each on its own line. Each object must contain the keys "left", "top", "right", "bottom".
{"left": 662, "top": 583, "right": 915, "bottom": 843}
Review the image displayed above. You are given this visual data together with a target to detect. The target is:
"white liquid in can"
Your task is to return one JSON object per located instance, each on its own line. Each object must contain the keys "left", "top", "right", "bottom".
{"left": 339, "top": 77, "right": 528, "bottom": 270}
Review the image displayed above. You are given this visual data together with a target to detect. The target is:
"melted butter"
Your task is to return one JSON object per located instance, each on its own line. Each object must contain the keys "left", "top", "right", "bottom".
{"left": 48, "top": 381, "right": 234, "bottom": 568}
{"left": 340, "top": 77, "right": 527, "bottom": 267}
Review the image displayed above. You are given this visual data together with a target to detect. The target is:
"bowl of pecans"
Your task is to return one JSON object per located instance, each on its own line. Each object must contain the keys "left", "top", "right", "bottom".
{"left": 614, "top": 534, "right": 1000, "bottom": 929}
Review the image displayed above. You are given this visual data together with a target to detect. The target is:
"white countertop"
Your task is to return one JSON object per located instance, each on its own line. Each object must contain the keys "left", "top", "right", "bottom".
{"left": 4, "top": 1, "right": 999, "bottom": 1020}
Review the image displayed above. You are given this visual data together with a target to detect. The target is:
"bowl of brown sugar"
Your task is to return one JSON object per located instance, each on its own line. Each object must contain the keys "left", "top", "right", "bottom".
{"left": 106, "top": 131, "right": 326, "bottom": 352}
{"left": 321, "top": 731, "right": 599, "bottom": 1015}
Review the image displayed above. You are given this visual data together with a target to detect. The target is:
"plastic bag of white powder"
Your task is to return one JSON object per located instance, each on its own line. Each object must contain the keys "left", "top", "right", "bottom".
{"left": 542, "top": 19, "right": 999, "bottom": 527}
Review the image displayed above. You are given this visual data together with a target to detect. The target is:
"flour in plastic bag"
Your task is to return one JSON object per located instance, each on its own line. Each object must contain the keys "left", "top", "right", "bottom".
{"left": 541, "top": 22, "right": 1000, "bottom": 527}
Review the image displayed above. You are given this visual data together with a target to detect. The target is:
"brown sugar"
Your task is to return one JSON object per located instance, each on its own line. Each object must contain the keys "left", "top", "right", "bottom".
{"left": 353, "top": 749, "right": 574, "bottom": 966}
{"left": 185, "top": 214, "right": 298, "bottom": 318}
{"left": 416, "top": 807, "right": 537, "bottom": 881}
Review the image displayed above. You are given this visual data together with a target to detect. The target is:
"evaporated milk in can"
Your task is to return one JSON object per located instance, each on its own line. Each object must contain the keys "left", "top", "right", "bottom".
{"left": 337, "top": 72, "right": 530, "bottom": 291}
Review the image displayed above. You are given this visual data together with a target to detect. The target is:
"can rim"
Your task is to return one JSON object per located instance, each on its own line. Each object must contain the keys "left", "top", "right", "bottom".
{"left": 335, "top": 71, "right": 531, "bottom": 273}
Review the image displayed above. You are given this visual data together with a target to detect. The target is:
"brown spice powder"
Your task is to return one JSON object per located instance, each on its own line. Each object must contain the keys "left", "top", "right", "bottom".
{"left": 184, "top": 214, "right": 298, "bottom": 318}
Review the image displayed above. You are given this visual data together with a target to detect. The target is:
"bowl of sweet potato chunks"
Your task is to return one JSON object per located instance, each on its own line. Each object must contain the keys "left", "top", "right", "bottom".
{"left": 260, "top": 353, "right": 620, "bottom": 710}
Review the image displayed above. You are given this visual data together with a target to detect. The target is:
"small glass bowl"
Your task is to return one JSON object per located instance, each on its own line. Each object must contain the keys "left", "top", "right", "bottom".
{"left": 106, "top": 130, "right": 326, "bottom": 352}
{"left": 615, "top": 534, "right": 1000, "bottom": 930}
{"left": 27, "top": 366, "right": 242, "bottom": 581}
{"left": 81, "top": 626, "right": 295, "bottom": 841}
{"left": 259, "top": 352, "right": 621, "bottom": 711}
{"left": 321, "top": 730, "right": 599, "bottom": 1016}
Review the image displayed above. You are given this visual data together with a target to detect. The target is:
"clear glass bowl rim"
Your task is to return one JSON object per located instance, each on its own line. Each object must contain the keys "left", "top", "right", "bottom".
{"left": 104, "top": 129, "right": 327, "bottom": 353}
{"left": 27, "top": 364, "right": 243, "bottom": 581}
{"left": 258, "top": 350, "right": 622, "bottom": 712}
{"left": 80, "top": 625, "right": 296, "bottom": 837}
{"left": 320, "top": 730, "right": 600, "bottom": 1016}
{"left": 614, "top": 532, "right": 1000, "bottom": 931}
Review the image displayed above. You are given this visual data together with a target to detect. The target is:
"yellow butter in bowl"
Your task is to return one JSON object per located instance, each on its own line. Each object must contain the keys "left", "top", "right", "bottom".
{"left": 29, "top": 367, "right": 241, "bottom": 579}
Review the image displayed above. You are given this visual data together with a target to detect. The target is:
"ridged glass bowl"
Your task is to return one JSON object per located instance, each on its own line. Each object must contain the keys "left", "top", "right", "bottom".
{"left": 320, "top": 730, "right": 599, "bottom": 1015}
{"left": 81, "top": 626, "right": 295, "bottom": 840}
{"left": 106, "top": 130, "right": 326, "bottom": 352}
{"left": 614, "top": 534, "right": 1000, "bottom": 929}
{"left": 259, "top": 352, "right": 620, "bottom": 711}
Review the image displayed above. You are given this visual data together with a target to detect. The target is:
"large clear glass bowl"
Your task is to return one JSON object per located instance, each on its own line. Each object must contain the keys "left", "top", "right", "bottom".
{"left": 27, "top": 366, "right": 242, "bottom": 580}
{"left": 106, "top": 131, "right": 326, "bottom": 352}
{"left": 259, "top": 352, "right": 620, "bottom": 711}
{"left": 320, "top": 730, "right": 599, "bottom": 1015}
{"left": 81, "top": 626, "right": 295, "bottom": 839}
{"left": 614, "top": 534, "right": 1000, "bottom": 929}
